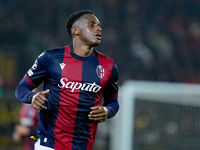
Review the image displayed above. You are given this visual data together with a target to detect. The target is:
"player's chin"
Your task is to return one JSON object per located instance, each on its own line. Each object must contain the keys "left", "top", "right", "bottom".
{"left": 92, "top": 41, "right": 101, "bottom": 47}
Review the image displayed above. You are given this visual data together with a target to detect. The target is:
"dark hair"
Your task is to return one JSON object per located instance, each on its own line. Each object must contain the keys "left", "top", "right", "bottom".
{"left": 66, "top": 10, "right": 94, "bottom": 37}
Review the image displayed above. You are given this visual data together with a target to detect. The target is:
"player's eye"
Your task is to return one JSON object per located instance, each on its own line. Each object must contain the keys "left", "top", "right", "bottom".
{"left": 89, "top": 23, "right": 94, "bottom": 27}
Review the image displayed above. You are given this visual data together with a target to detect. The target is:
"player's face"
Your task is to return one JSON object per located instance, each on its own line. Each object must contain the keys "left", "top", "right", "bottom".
{"left": 77, "top": 14, "right": 102, "bottom": 47}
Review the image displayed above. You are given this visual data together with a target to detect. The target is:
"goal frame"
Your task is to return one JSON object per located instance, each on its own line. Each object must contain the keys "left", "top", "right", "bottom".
{"left": 109, "top": 80, "right": 200, "bottom": 150}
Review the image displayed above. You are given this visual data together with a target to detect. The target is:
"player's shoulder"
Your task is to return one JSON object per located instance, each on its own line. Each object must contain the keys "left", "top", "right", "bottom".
{"left": 45, "top": 46, "right": 65, "bottom": 54}
{"left": 43, "top": 46, "right": 66, "bottom": 58}
{"left": 95, "top": 49, "right": 114, "bottom": 63}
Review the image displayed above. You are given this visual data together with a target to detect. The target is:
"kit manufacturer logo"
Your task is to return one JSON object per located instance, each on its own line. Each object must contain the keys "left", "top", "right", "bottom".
{"left": 59, "top": 63, "right": 66, "bottom": 70}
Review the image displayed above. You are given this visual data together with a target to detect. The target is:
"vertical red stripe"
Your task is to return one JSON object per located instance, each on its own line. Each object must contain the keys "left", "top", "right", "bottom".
{"left": 54, "top": 46, "right": 83, "bottom": 149}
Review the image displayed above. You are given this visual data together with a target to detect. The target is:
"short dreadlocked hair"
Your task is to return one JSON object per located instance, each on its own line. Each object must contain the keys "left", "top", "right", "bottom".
{"left": 66, "top": 10, "right": 94, "bottom": 37}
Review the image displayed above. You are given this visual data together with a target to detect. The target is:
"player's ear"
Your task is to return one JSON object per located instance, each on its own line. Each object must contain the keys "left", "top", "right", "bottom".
{"left": 72, "top": 27, "right": 79, "bottom": 36}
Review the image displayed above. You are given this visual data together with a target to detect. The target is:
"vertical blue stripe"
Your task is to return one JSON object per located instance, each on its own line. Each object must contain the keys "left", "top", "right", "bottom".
{"left": 72, "top": 54, "right": 100, "bottom": 149}
{"left": 39, "top": 47, "right": 65, "bottom": 148}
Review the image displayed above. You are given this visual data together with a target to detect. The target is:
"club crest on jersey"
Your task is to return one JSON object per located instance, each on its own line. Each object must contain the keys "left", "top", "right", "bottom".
{"left": 96, "top": 65, "right": 105, "bottom": 78}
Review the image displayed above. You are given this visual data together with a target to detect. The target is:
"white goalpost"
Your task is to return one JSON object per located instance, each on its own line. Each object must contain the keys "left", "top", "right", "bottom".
{"left": 110, "top": 80, "right": 200, "bottom": 150}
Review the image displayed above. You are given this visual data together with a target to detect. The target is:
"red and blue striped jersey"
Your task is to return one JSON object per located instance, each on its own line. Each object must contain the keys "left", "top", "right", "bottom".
{"left": 15, "top": 44, "right": 119, "bottom": 150}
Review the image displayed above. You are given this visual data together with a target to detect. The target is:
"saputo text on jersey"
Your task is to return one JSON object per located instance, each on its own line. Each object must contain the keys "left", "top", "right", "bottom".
{"left": 58, "top": 78, "right": 102, "bottom": 93}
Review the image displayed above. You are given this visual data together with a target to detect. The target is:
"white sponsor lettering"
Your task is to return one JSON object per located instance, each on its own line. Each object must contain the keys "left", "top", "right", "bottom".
{"left": 58, "top": 78, "right": 101, "bottom": 93}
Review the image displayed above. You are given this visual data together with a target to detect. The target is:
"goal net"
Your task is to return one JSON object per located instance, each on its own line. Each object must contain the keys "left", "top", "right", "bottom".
{"left": 110, "top": 80, "right": 200, "bottom": 150}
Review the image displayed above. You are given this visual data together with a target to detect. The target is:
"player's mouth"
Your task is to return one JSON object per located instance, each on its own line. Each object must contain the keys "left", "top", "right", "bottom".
{"left": 95, "top": 33, "right": 102, "bottom": 40}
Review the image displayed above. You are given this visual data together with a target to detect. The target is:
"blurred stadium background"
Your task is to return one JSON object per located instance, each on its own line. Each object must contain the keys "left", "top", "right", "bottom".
{"left": 1, "top": 0, "right": 200, "bottom": 149}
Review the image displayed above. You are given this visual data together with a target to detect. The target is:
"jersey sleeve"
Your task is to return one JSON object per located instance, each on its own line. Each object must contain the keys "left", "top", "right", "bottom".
{"left": 102, "top": 63, "right": 119, "bottom": 118}
{"left": 15, "top": 51, "right": 48, "bottom": 103}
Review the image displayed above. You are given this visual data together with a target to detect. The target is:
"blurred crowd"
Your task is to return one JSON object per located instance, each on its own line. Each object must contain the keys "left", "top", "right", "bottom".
{"left": 1, "top": 0, "right": 200, "bottom": 85}
{"left": 126, "top": 0, "right": 200, "bottom": 84}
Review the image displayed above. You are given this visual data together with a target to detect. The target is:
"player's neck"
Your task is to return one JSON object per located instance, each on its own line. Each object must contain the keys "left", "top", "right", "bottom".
{"left": 72, "top": 44, "right": 93, "bottom": 57}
